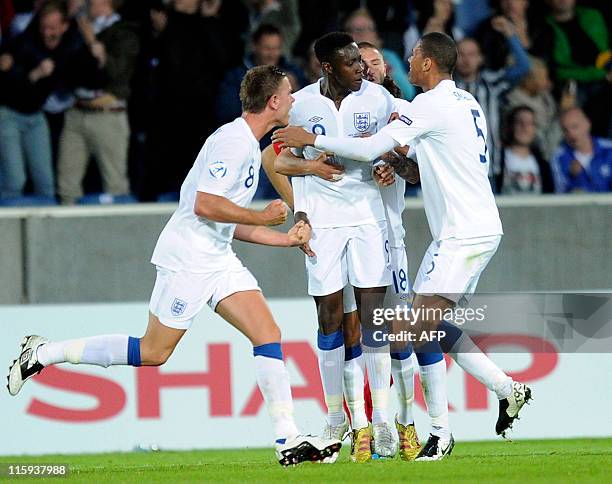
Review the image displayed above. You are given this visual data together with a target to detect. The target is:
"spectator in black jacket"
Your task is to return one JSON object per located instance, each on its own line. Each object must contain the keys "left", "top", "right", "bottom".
{"left": 0, "top": 0, "right": 82, "bottom": 202}
{"left": 141, "top": 0, "right": 228, "bottom": 200}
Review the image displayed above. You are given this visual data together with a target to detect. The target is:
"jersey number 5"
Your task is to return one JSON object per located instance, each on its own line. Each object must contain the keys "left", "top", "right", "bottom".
{"left": 471, "top": 109, "right": 487, "bottom": 164}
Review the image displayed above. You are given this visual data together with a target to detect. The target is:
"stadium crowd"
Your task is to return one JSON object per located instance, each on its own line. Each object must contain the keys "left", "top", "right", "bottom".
{"left": 0, "top": 0, "right": 611, "bottom": 205}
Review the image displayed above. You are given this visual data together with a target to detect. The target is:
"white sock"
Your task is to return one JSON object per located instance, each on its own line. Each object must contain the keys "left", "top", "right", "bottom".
{"left": 254, "top": 355, "right": 300, "bottom": 442}
{"left": 391, "top": 355, "right": 415, "bottom": 426}
{"left": 37, "top": 335, "right": 129, "bottom": 367}
{"left": 419, "top": 359, "right": 450, "bottom": 440}
{"left": 344, "top": 351, "right": 368, "bottom": 429}
{"left": 317, "top": 342, "right": 345, "bottom": 426}
{"left": 362, "top": 344, "right": 391, "bottom": 425}
{"left": 449, "top": 334, "right": 512, "bottom": 399}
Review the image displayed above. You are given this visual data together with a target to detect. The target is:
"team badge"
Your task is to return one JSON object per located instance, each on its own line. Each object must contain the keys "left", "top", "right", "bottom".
{"left": 209, "top": 160, "right": 227, "bottom": 179}
{"left": 354, "top": 112, "right": 371, "bottom": 132}
{"left": 171, "top": 298, "right": 188, "bottom": 317}
{"left": 399, "top": 115, "right": 413, "bottom": 126}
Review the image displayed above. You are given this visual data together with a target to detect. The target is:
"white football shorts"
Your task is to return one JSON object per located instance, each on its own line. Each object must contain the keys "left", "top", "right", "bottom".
{"left": 306, "top": 221, "right": 392, "bottom": 296}
{"left": 413, "top": 235, "right": 501, "bottom": 305}
{"left": 149, "top": 254, "right": 260, "bottom": 330}
{"left": 343, "top": 244, "right": 411, "bottom": 314}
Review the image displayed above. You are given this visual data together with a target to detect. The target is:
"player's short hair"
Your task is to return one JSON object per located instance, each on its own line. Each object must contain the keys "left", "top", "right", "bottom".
{"left": 314, "top": 32, "right": 355, "bottom": 64}
{"left": 240, "top": 65, "right": 286, "bottom": 114}
{"left": 419, "top": 32, "right": 458, "bottom": 75}
{"left": 252, "top": 24, "right": 282, "bottom": 44}
{"left": 357, "top": 41, "right": 377, "bottom": 51}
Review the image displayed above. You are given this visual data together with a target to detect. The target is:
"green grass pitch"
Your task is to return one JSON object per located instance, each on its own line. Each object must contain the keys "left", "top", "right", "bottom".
{"left": 1, "top": 438, "right": 611, "bottom": 483}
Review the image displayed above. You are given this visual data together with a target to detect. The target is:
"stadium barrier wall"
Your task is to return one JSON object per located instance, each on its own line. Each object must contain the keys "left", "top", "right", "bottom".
{"left": 0, "top": 194, "right": 610, "bottom": 304}
{"left": 1, "top": 300, "right": 611, "bottom": 456}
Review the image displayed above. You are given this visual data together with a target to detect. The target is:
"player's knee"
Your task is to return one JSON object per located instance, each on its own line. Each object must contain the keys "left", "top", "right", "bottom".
{"left": 317, "top": 307, "right": 343, "bottom": 333}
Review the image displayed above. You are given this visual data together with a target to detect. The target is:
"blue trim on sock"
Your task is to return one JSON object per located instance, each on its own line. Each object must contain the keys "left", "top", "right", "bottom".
{"left": 275, "top": 438, "right": 286, "bottom": 444}
{"left": 390, "top": 344, "right": 413, "bottom": 360}
{"left": 253, "top": 342, "right": 283, "bottom": 360}
{"left": 127, "top": 337, "right": 141, "bottom": 367}
{"left": 415, "top": 340, "right": 443, "bottom": 366}
{"left": 317, "top": 330, "right": 343, "bottom": 351}
{"left": 438, "top": 319, "right": 464, "bottom": 353}
{"left": 344, "top": 344, "right": 362, "bottom": 361}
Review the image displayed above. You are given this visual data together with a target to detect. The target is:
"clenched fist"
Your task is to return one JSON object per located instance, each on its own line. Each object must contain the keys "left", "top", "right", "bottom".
{"left": 259, "top": 199, "right": 288, "bottom": 226}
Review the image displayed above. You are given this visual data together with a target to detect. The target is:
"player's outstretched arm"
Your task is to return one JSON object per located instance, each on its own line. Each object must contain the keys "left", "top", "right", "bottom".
{"left": 195, "top": 193, "right": 287, "bottom": 226}
{"left": 272, "top": 126, "right": 398, "bottom": 163}
{"left": 261, "top": 144, "right": 295, "bottom": 209}
{"left": 233, "top": 221, "right": 311, "bottom": 247}
{"left": 275, "top": 149, "right": 345, "bottom": 181}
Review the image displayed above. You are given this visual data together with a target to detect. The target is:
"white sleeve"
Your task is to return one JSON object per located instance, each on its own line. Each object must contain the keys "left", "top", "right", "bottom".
{"left": 382, "top": 95, "right": 435, "bottom": 146}
{"left": 291, "top": 176, "right": 306, "bottom": 213}
{"left": 314, "top": 130, "right": 398, "bottom": 162}
{"left": 197, "top": 138, "right": 250, "bottom": 196}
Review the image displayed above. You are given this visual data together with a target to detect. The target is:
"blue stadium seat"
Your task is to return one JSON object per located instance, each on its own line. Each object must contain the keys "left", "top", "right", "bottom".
{"left": 156, "top": 192, "right": 180, "bottom": 202}
{"left": 0, "top": 195, "right": 58, "bottom": 207}
{"left": 76, "top": 193, "right": 139, "bottom": 205}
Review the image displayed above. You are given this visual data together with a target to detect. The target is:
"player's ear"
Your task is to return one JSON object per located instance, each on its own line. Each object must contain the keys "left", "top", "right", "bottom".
{"left": 268, "top": 93, "right": 280, "bottom": 110}
{"left": 423, "top": 57, "right": 432, "bottom": 72}
{"left": 321, "top": 61, "right": 332, "bottom": 75}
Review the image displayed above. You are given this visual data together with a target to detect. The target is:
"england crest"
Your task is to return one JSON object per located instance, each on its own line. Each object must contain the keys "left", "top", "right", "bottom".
{"left": 354, "top": 112, "right": 371, "bottom": 133}
{"left": 171, "top": 298, "right": 187, "bottom": 317}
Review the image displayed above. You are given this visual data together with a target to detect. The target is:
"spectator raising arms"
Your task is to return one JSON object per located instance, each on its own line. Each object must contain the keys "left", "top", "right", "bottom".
{"left": 552, "top": 107, "right": 612, "bottom": 193}
{"left": 0, "top": 1, "right": 82, "bottom": 203}
{"left": 404, "top": 0, "right": 464, "bottom": 63}
{"left": 506, "top": 57, "right": 564, "bottom": 160}
{"left": 454, "top": 22, "right": 530, "bottom": 181}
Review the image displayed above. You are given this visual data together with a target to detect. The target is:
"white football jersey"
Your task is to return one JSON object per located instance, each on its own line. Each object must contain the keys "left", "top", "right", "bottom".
{"left": 290, "top": 79, "right": 395, "bottom": 228}
{"left": 379, "top": 97, "right": 411, "bottom": 248}
{"left": 383, "top": 80, "right": 503, "bottom": 240}
{"left": 151, "top": 117, "right": 261, "bottom": 272}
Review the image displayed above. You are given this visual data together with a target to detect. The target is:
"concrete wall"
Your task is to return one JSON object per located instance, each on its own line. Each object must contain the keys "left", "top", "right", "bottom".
{"left": 0, "top": 217, "right": 23, "bottom": 304}
{"left": 0, "top": 195, "right": 610, "bottom": 304}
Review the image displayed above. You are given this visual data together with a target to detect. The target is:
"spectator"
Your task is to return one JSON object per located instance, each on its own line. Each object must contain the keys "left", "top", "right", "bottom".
{"left": 476, "top": 0, "right": 554, "bottom": 70}
{"left": 216, "top": 24, "right": 306, "bottom": 125}
{"left": 56, "top": 0, "right": 139, "bottom": 205}
{"left": 498, "top": 105, "right": 554, "bottom": 194}
{"left": 339, "top": 0, "right": 410, "bottom": 56}
{"left": 404, "top": 0, "right": 464, "bottom": 62}
{"left": 242, "top": 0, "right": 301, "bottom": 60}
{"left": 344, "top": 7, "right": 416, "bottom": 100}
{"left": 545, "top": 0, "right": 611, "bottom": 137}
{"left": 303, "top": 40, "right": 322, "bottom": 84}
{"left": 141, "top": 0, "right": 229, "bottom": 200}
{"left": 454, "top": 26, "right": 531, "bottom": 180}
{"left": 552, "top": 107, "right": 612, "bottom": 193}
{"left": 506, "top": 57, "right": 564, "bottom": 160}
{"left": 0, "top": 0, "right": 81, "bottom": 202}
{"left": 292, "top": 0, "right": 340, "bottom": 60}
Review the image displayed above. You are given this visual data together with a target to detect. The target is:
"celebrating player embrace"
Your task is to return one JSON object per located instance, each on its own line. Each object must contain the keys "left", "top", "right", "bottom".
{"left": 273, "top": 32, "right": 532, "bottom": 459}
{"left": 7, "top": 65, "right": 340, "bottom": 467}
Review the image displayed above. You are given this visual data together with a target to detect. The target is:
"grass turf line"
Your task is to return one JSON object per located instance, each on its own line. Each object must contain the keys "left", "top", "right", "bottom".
{"left": 1, "top": 438, "right": 610, "bottom": 483}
